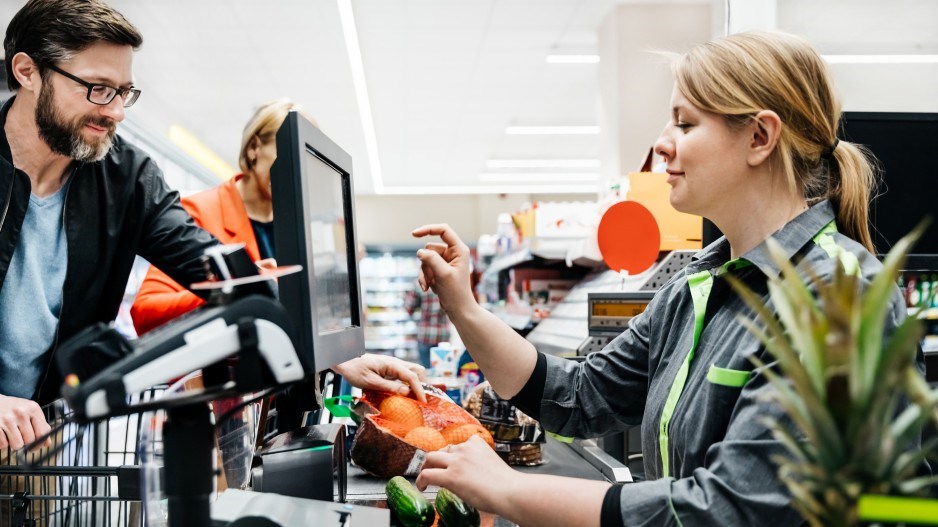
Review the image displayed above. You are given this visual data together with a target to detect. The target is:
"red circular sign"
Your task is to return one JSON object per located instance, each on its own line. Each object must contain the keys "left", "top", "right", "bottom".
{"left": 597, "top": 201, "right": 660, "bottom": 274}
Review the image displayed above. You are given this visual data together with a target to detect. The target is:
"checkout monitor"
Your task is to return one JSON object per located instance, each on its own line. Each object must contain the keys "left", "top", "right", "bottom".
{"left": 704, "top": 112, "right": 938, "bottom": 250}
{"left": 840, "top": 112, "right": 938, "bottom": 255}
{"left": 270, "top": 111, "right": 365, "bottom": 374}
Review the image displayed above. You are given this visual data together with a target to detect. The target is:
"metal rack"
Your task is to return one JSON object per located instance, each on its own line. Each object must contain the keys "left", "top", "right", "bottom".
{"left": 0, "top": 388, "right": 164, "bottom": 526}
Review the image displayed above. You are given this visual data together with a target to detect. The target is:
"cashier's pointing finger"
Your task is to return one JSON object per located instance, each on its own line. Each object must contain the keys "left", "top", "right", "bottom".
{"left": 412, "top": 224, "right": 475, "bottom": 313}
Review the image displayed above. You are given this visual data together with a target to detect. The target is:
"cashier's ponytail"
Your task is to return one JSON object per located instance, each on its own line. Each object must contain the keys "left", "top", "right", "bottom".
{"left": 673, "top": 31, "right": 878, "bottom": 253}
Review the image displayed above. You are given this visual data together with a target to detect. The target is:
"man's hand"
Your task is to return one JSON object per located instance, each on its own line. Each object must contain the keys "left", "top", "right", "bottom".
{"left": 0, "top": 395, "right": 51, "bottom": 450}
{"left": 333, "top": 354, "right": 428, "bottom": 403}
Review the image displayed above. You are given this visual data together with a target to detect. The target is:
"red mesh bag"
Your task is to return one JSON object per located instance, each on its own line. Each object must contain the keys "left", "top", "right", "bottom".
{"left": 350, "top": 385, "right": 492, "bottom": 477}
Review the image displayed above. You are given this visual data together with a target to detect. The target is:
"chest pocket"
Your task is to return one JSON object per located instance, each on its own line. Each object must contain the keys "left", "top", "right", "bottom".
{"left": 707, "top": 364, "right": 751, "bottom": 387}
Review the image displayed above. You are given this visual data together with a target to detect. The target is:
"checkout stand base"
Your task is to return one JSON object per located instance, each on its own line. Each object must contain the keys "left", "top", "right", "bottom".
{"left": 212, "top": 489, "right": 389, "bottom": 526}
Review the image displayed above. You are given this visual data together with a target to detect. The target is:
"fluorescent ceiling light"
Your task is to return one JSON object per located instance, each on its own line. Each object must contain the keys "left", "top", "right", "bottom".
{"left": 378, "top": 184, "right": 598, "bottom": 195}
{"left": 338, "top": 0, "right": 384, "bottom": 193}
{"left": 546, "top": 54, "right": 600, "bottom": 64}
{"left": 486, "top": 159, "right": 600, "bottom": 169}
{"left": 168, "top": 125, "right": 236, "bottom": 181}
{"left": 479, "top": 173, "right": 599, "bottom": 182}
{"left": 822, "top": 54, "right": 938, "bottom": 64}
{"left": 506, "top": 125, "right": 600, "bottom": 135}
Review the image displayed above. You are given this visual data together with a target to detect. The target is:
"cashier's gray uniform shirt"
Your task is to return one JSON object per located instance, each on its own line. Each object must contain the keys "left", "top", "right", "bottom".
{"left": 511, "top": 200, "right": 912, "bottom": 526}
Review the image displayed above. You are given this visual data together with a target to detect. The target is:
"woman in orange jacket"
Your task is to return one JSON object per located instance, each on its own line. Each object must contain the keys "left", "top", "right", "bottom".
{"left": 131, "top": 98, "right": 426, "bottom": 400}
{"left": 130, "top": 98, "right": 293, "bottom": 333}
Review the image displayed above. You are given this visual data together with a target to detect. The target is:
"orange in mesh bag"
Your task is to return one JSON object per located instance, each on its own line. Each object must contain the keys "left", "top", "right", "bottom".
{"left": 350, "top": 385, "right": 494, "bottom": 477}
{"left": 441, "top": 423, "right": 496, "bottom": 449}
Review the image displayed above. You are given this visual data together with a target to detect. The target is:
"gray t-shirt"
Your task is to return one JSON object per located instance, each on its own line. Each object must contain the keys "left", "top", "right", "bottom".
{"left": 0, "top": 180, "right": 71, "bottom": 398}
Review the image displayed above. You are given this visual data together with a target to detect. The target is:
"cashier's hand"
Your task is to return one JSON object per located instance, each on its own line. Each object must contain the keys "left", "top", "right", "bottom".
{"left": 0, "top": 395, "right": 52, "bottom": 450}
{"left": 417, "top": 435, "right": 518, "bottom": 514}
{"left": 333, "top": 354, "right": 427, "bottom": 403}
{"left": 411, "top": 224, "right": 476, "bottom": 315}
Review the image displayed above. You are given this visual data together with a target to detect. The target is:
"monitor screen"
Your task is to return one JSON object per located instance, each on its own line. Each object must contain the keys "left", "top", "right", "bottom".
{"left": 270, "top": 111, "right": 364, "bottom": 373}
{"left": 303, "top": 150, "right": 353, "bottom": 334}
{"left": 841, "top": 112, "right": 938, "bottom": 255}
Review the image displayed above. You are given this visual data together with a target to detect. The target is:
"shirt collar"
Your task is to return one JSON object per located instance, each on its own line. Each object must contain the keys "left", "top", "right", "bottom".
{"left": 689, "top": 200, "right": 837, "bottom": 277}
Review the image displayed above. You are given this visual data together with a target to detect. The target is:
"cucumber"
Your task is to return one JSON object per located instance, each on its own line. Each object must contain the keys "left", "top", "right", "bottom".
{"left": 435, "top": 487, "right": 480, "bottom": 527}
{"left": 386, "top": 476, "right": 435, "bottom": 527}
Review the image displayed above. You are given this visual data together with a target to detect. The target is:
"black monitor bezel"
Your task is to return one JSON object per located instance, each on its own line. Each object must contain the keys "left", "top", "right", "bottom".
{"left": 840, "top": 111, "right": 938, "bottom": 256}
{"left": 269, "top": 111, "right": 365, "bottom": 373}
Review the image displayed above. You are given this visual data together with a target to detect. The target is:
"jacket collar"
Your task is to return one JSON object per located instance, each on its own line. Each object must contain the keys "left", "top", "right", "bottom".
{"left": 221, "top": 174, "right": 253, "bottom": 239}
{"left": 689, "top": 200, "right": 837, "bottom": 277}
{"left": 0, "top": 97, "right": 14, "bottom": 165}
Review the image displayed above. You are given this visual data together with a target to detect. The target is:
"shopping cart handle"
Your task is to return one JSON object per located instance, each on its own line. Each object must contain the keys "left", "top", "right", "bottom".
{"left": 60, "top": 295, "right": 309, "bottom": 422}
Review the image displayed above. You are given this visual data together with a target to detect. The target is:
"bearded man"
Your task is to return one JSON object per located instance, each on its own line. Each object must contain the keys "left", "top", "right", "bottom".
{"left": 0, "top": 0, "right": 218, "bottom": 448}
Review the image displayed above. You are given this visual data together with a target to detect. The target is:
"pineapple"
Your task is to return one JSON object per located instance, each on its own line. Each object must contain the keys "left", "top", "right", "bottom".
{"left": 726, "top": 222, "right": 938, "bottom": 527}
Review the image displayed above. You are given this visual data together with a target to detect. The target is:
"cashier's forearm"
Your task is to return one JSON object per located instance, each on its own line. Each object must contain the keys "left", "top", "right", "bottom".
{"left": 448, "top": 303, "right": 538, "bottom": 399}
{"left": 497, "top": 473, "right": 608, "bottom": 527}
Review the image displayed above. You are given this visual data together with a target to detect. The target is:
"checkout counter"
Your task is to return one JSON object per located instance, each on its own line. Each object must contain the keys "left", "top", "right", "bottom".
{"left": 344, "top": 435, "right": 623, "bottom": 526}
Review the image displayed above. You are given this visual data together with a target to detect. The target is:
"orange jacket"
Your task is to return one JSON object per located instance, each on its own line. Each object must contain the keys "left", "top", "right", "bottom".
{"left": 130, "top": 176, "right": 261, "bottom": 334}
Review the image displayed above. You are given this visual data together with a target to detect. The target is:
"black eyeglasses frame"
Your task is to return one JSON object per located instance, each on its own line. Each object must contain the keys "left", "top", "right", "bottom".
{"left": 43, "top": 63, "right": 141, "bottom": 108}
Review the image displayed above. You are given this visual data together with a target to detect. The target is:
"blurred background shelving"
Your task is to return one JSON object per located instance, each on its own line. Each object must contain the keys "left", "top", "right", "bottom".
{"left": 359, "top": 251, "right": 420, "bottom": 361}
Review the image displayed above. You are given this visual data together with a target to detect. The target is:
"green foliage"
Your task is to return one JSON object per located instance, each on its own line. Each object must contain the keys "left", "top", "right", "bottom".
{"left": 726, "top": 222, "right": 938, "bottom": 527}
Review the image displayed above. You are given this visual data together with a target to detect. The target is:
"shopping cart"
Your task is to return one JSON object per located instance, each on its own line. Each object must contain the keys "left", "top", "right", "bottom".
{"left": 138, "top": 372, "right": 263, "bottom": 527}
{"left": 0, "top": 388, "right": 165, "bottom": 527}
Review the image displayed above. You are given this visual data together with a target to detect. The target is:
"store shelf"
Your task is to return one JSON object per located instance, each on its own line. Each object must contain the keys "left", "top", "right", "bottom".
{"left": 361, "top": 252, "right": 420, "bottom": 354}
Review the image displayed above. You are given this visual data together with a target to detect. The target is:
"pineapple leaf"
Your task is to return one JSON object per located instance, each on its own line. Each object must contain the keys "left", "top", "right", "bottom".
{"left": 897, "top": 475, "right": 938, "bottom": 496}
{"left": 729, "top": 218, "right": 938, "bottom": 521}
{"left": 857, "top": 221, "right": 928, "bottom": 409}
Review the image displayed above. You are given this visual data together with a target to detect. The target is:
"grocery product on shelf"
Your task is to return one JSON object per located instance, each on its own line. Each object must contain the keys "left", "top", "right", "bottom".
{"left": 463, "top": 382, "right": 546, "bottom": 466}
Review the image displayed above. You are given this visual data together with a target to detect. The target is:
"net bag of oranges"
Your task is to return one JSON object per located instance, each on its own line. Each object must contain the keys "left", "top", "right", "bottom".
{"left": 350, "top": 385, "right": 495, "bottom": 477}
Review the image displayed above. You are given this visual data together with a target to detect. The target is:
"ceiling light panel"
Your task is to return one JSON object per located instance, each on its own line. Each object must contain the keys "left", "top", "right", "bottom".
{"left": 822, "top": 54, "right": 938, "bottom": 64}
{"left": 479, "top": 173, "right": 599, "bottom": 182}
{"left": 505, "top": 125, "right": 600, "bottom": 135}
{"left": 546, "top": 54, "right": 600, "bottom": 64}
{"left": 486, "top": 159, "right": 600, "bottom": 169}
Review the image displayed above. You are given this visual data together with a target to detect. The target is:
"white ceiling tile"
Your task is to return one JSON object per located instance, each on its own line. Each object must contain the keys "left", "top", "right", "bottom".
{"left": 2, "top": 0, "right": 930, "bottom": 193}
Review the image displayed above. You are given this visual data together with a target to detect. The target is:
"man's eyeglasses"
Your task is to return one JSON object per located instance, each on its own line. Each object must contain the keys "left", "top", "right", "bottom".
{"left": 44, "top": 63, "right": 141, "bottom": 108}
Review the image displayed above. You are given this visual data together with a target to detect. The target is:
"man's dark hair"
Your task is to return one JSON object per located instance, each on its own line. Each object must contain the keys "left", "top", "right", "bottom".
{"left": 4, "top": 0, "right": 143, "bottom": 90}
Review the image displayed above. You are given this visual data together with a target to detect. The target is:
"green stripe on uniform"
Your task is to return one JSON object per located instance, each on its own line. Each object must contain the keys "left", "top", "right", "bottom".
{"left": 813, "top": 220, "right": 860, "bottom": 275}
{"left": 658, "top": 258, "right": 751, "bottom": 477}
{"left": 658, "top": 269, "right": 713, "bottom": 477}
{"left": 547, "top": 432, "right": 574, "bottom": 444}
{"left": 858, "top": 495, "right": 938, "bottom": 524}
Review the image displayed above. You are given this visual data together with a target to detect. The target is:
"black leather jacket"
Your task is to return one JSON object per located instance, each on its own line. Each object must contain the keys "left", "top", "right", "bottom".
{"left": 0, "top": 97, "right": 217, "bottom": 404}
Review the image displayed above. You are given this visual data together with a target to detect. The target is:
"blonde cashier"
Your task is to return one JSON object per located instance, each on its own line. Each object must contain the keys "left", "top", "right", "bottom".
{"left": 411, "top": 31, "right": 914, "bottom": 527}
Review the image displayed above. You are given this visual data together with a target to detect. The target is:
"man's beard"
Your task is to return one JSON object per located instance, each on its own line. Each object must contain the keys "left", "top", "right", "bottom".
{"left": 35, "top": 81, "right": 117, "bottom": 162}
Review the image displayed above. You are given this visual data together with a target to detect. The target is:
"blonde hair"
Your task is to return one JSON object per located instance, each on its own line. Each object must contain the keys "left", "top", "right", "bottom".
{"left": 238, "top": 98, "right": 318, "bottom": 174}
{"left": 673, "top": 31, "right": 877, "bottom": 253}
